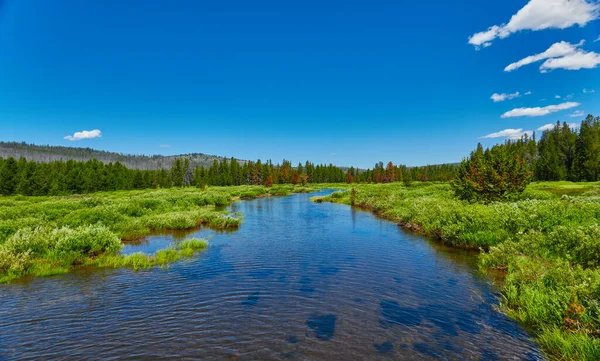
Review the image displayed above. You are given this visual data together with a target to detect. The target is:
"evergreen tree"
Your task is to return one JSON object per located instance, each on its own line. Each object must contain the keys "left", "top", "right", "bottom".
{"left": 452, "top": 142, "right": 532, "bottom": 202}
{"left": 1, "top": 157, "right": 19, "bottom": 195}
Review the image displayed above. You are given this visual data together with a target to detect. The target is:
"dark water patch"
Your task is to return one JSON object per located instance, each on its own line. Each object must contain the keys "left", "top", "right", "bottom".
{"left": 299, "top": 276, "right": 312, "bottom": 284}
{"left": 307, "top": 314, "right": 337, "bottom": 340}
{"left": 393, "top": 276, "right": 403, "bottom": 284}
{"left": 286, "top": 335, "right": 299, "bottom": 344}
{"left": 441, "top": 340, "right": 463, "bottom": 353}
{"left": 419, "top": 304, "right": 459, "bottom": 336}
{"left": 299, "top": 285, "right": 315, "bottom": 294}
{"left": 241, "top": 292, "right": 260, "bottom": 306}
{"left": 379, "top": 300, "right": 421, "bottom": 328}
{"left": 413, "top": 343, "right": 441, "bottom": 359}
{"left": 447, "top": 278, "right": 458, "bottom": 286}
{"left": 456, "top": 313, "right": 482, "bottom": 334}
{"left": 373, "top": 341, "right": 394, "bottom": 354}
{"left": 248, "top": 269, "right": 275, "bottom": 279}
{"left": 318, "top": 266, "right": 340, "bottom": 275}
{"left": 480, "top": 349, "right": 500, "bottom": 361}
{"left": 280, "top": 351, "right": 296, "bottom": 359}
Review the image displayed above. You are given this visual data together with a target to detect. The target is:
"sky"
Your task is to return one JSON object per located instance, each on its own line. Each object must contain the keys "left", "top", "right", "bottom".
{"left": 0, "top": 0, "right": 599, "bottom": 168}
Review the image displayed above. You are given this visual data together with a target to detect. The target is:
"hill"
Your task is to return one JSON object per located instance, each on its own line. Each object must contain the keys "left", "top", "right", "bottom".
{"left": 0, "top": 141, "right": 244, "bottom": 170}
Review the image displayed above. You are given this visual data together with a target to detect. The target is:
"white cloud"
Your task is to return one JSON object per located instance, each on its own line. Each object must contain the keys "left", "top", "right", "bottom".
{"left": 159, "top": 144, "right": 171, "bottom": 148}
{"left": 505, "top": 40, "right": 584, "bottom": 71}
{"left": 541, "top": 50, "right": 600, "bottom": 72}
{"left": 491, "top": 92, "right": 520, "bottom": 102}
{"left": 555, "top": 95, "right": 562, "bottom": 99}
{"left": 537, "top": 122, "right": 581, "bottom": 131}
{"left": 596, "top": 35, "right": 600, "bottom": 42}
{"left": 468, "top": 0, "right": 600, "bottom": 49}
{"left": 583, "top": 88, "right": 595, "bottom": 93}
{"left": 481, "top": 128, "right": 533, "bottom": 140}
{"left": 501, "top": 102, "right": 580, "bottom": 118}
{"left": 64, "top": 129, "right": 102, "bottom": 141}
{"left": 537, "top": 123, "right": 556, "bottom": 131}
{"left": 505, "top": 40, "right": 600, "bottom": 72}
{"left": 491, "top": 91, "right": 533, "bottom": 102}
{"left": 569, "top": 110, "right": 585, "bottom": 117}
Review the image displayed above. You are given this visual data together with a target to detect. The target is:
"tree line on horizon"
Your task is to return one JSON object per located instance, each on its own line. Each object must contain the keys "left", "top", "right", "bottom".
{"left": 1, "top": 114, "right": 599, "bottom": 197}
{"left": 0, "top": 154, "right": 454, "bottom": 196}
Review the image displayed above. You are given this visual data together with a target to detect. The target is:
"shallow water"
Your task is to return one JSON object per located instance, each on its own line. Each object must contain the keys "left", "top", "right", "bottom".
{"left": 0, "top": 190, "right": 542, "bottom": 360}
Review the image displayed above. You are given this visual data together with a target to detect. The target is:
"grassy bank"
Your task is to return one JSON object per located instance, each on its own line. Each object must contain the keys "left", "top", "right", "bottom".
{"left": 313, "top": 181, "right": 600, "bottom": 360}
{"left": 0, "top": 185, "right": 315, "bottom": 282}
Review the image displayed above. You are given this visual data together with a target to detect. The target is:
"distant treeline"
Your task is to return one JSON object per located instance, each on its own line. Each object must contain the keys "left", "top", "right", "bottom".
{"left": 2, "top": 115, "right": 598, "bottom": 197}
{"left": 0, "top": 154, "right": 456, "bottom": 196}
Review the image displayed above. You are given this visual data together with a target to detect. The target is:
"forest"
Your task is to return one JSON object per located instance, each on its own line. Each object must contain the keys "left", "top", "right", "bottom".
{"left": 0, "top": 155, "right": 455, "bottom": 196}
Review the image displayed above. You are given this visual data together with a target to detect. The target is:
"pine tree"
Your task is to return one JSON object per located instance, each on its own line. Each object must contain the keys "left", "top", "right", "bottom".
{"left": 0, "top": 157, "right": 19, "bottom": 195}
{"left": 452, "top": 142, "right": 532, "bottom": 202}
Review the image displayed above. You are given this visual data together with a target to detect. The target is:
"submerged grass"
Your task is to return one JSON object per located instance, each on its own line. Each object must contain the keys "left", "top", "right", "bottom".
{"left": 93, "top": 238, "right": 208, "bottom": 271}
{"left": 314, "top": 181, "right": 600, "bottom": 360}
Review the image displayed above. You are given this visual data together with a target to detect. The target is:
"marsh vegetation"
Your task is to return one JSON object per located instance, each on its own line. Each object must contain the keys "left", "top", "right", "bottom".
{"left": 0, "top": 185, "right": 315, "bottom": 282}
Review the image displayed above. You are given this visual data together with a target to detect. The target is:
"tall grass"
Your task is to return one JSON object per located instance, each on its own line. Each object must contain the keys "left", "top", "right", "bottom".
{"left": 0, "top": 187, "right": 243, "bottom": 282}
{"left": 315, "top": 181, "right": 600, "bottom": 360}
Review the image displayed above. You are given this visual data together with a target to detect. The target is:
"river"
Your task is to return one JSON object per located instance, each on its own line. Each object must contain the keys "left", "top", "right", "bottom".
{"left": 0, "top": 190, "right": 542, "bottom": 360}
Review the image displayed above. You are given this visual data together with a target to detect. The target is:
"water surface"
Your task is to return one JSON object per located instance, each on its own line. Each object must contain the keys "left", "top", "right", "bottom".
{"left": 0, "top": 190, "right": 542, "bottom": 360}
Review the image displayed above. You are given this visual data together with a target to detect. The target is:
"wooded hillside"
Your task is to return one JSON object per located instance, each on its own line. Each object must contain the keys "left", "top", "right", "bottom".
{"left": 0, "top": 142, "right": 244, "bottom": 170}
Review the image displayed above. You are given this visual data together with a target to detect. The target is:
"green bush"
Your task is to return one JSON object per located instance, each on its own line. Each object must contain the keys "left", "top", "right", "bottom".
{"left": 451, "top": 143, "right": 532, "bottom": 202}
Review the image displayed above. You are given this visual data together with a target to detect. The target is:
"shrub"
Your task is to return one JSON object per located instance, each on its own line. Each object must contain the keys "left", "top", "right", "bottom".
{"left": 451, "top": 143, "right": 532, "bottom": 202}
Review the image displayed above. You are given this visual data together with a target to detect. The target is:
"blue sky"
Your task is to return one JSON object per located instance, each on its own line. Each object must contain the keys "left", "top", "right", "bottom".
{"left": 0, "top": 0, "right": 599, "bottom": 168}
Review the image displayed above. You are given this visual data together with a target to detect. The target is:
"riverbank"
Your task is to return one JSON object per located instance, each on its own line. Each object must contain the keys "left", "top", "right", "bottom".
{"left": 312, "top": 181, "right": 600, "bottom": 360}
{"left": 0, "top": 185, "right": 316, "bottom": 283}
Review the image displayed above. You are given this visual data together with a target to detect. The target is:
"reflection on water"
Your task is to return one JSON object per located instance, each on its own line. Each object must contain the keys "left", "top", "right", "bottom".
{"left": 0, "top": 190, "right": 543, "bottom": 360}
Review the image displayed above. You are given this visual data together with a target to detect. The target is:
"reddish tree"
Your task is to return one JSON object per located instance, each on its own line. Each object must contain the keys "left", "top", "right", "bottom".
{"left": 346, "top": 172, "right": 353, "bottom": 184}
{"left": 264, "top": 176, "right": 273, "bottom": 188}
{"left": 291, "top": 171, "right": 299, "bottom": 185}
{"left": 384, "top": 162, "right": 395, "bottom": 183}
{"left": 298, "top": 174, "right": 308, "bottom": 186}
{"left": 374, "top": 169, "right": 382, "bottom": 183}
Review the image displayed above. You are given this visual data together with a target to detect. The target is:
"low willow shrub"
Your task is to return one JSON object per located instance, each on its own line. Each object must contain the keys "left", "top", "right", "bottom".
{"left": 0, "top": 225, "right": 121, "bottom": 282}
